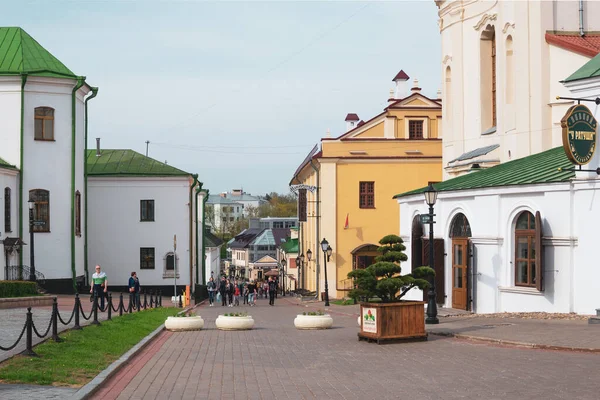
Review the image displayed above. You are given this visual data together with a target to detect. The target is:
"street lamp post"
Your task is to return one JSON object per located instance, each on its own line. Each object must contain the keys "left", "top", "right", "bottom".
{"left": 306, "top": 250, "right": 312, "bottom": 292}
{"left": 424, "top": 183, "right": 439, "bottom": 325}
{"left": 27, "top": 199, "right": 36, "bottom": 282}
{"left": 281, "top": 254, "right": 286, "bottom": 296}
{"left": 320, "top": 239, "right": 331, "bottom": 307}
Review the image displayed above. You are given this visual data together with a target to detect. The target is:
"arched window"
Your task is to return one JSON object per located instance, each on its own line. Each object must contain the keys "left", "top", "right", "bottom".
{"left": 480, "top": 25, "right": 497, "bottom": 130}
{"left": 34, "top": 107, "right": 54, "bottom": 141}
{"left": 4, "top": 187, "right": 11, "bottom": 232}
{"left": 505, "top": 35, "right": 514, "bottom": 105}
{"left": 514, "top": 211, "right": 536, "bottom": 287}
{"left": 449, "top": 213, "right": 472, "bottom": 238}
{"left": 29, "top": 189, "right": 50, "bottom": 232}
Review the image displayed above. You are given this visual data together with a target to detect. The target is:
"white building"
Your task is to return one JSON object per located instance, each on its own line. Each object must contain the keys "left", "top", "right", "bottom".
{"left": 0, "top": 27, "right": 94, "bottom": 292}
{"left": 395, "top": 2, "right": 600, "bottom": 315}
{"left": 203, "top": 229, "right": 224, "bottom": 283}
{"left": 224, "top": 189, "right": 266, "bottom": 217}
{"left": 87, "top": 146, "right": 200, "bottom": 294}
{"left": 206, "top": 194, "right": 244, "bottom": 233}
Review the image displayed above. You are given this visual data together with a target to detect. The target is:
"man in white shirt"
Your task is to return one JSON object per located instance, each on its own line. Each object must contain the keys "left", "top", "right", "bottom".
{"left": 90, "top": 265, "right": 108, "bottom": 309}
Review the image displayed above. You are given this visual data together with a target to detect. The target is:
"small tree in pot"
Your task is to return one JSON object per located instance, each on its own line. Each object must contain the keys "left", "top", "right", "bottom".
{"left": 348, "top": 234, "right": 435, "bottom": 343}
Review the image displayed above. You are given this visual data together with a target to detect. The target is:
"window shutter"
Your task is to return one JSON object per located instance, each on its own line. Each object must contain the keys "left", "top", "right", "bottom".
{"left": 535, "top": 211, "right": 543, "bottom": 291}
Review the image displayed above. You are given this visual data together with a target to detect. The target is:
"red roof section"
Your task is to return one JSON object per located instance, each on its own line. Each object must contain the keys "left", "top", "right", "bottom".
{"left": 357, "top": 120, "right": 365, "bottom": 127}
{"left": 392, "top": 70, "right": 409, "bottom": 81}
{"left": 545, "top": 33, "right": 600, "bottom": 58}
{"left": 345, "top": 113, "right": 359, "bottom": 121}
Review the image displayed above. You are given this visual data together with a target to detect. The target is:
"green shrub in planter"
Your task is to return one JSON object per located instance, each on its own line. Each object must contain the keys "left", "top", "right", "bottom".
{"left": 348, "top": 234, "right": 434, "bottom": 303}
{"left": 0, "top": 281, "right": 38, "bottom": 298}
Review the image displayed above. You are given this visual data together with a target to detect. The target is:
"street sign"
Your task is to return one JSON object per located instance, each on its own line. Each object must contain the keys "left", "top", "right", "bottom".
{"left": 420, "top": 214, "right": 433, "bottom": 224}
{"left": 33, "top": 221, "right": 46, "bottom": 227}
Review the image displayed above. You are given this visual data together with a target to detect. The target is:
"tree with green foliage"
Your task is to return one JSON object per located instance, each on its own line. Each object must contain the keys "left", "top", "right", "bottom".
{"left": 347, "top": 234, "right": 434, "bottom": 303}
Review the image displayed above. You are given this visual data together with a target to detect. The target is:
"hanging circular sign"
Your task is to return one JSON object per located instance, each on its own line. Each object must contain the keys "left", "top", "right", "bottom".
{"left": 561, "top": 104, "right": 598, "bottom": 165}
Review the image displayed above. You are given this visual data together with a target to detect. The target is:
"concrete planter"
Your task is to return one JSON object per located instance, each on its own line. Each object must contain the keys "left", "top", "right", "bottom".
{"left": 165, "top": 316, "right": 204, "bottom": 331}
{"left": 215, "top": 315, "right": 255, "bottom": 330}
{"left": 294, "top": 314, "right": 333, "bottom": 330}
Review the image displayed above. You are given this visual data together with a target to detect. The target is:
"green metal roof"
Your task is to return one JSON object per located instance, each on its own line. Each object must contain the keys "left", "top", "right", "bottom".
{"left": 0, "top": 27, "right": 77, "bottom": 79}
{"left": 564, "top": 52, "right": 600, "bottom": 82}
{"left": 394, "top": 147, "right": 575, "bottom": 199}
{"left": 0, "top": 156, "right": 17, "bottom": 170}
{"left": 86, "top": 149, "right": 191, "bottom": 177}
{"left": 280, "top": 238, "right": 298, "bottom": 253}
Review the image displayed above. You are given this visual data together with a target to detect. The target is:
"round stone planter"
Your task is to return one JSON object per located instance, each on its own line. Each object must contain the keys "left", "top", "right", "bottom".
{"left": 294, "top": 314, "right": 333, "bottom": 330}
{"left": 215, "top": 315, "right": 255, "bottom": 330}
{"left": 165, "top": 316, "right": 204, "bottom": 331}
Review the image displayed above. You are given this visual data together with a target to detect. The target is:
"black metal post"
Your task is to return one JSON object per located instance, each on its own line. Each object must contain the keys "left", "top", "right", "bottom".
{"left": 144, "top": 290, "right": 148, "bottom": 309}
{"left": 283, "top": 262, "right": 286, "bottom": 297}
{"left": 323, "top": 250, "right": 330, "bottom": 307}
{"left": 107, "top": 294, "right": 112, "bottom": 320}
{"left": 158, "top": 290, "right": 162, "bottom": 307}
{"left": 119, "top": 293, "right": 124, "bottom": 316}
{"left": 51, "top": 297, "right": 63, "bottom": 342}
{"left": 178, "top": 290, "right": 183, "bottom": 308}
{"left": 28, "top": 206, "right": 36, "bottom": 282}
{"left": 73, "top": 293, "right": 82, "bottom": 330}
{"left": 92, "top": 293, "right": 100, "bottom": 325}
{"left": 150, "top": 291, "right": 154, "bottom": 308}
{"left": 425, "top": 204, "right": 439, "bottom": 324}
{"left": 22, "top": 307, "right": 37, "bottom": 357}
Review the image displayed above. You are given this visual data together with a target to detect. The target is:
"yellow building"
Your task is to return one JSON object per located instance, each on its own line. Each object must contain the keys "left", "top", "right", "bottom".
{"left": 289, "top": 71, "right": 443, "bottom": 299}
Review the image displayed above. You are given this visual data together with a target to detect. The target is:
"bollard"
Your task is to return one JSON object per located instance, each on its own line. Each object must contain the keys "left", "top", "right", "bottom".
{"left": 137, "top": 292, "right": 141, "bottom": 312}
{"left": 92, "top": 293, "right": 100, "bottom": 325}
{"left": 143, "top": 290, "right": 148, "bottom": 310}
{"left": 119, "top": 293, "right": 124, "bottom": 317}
{"left": 51, "top": 297, "right": 63, "bottom": 342}
{"left": 179, "top": 290, "right": 183, "bottom": 308}
{"left": 150, "top": 291, "right": 154, "bottom": 308}
{"left": 22, "top": 307, "right": 38, "bottom": 357}
{"left": 74, "top": 293, "right": 82, "bottom": 330}
{"left": 158, "top": 290, "right": 162, "bottom": 307}
{"left": 107, "top": 294, "right": 112, "bottom": 321}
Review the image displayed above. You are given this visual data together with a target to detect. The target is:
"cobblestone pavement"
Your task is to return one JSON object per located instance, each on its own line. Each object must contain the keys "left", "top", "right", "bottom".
{"left": 0, "top": 384, "right": 76, "bottom": 400}
{"left": 95, "top": 297, "right": 600, "bottom": 400}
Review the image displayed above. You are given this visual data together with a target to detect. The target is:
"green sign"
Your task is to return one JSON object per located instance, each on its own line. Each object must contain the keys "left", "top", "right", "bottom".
{"left": 561, "top": 104, "right": 598, "bottom": 165}
{"left": 420, "top": 214, "right": 432, "bottom": 224}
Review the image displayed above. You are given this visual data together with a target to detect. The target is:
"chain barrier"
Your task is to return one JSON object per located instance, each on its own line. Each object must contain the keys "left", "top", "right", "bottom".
{"left": 31, "top": 316, "right": 53, "bottom": 339}
{"left": 79, "top": 298, "right": 93, "bottom": 321}
{"left": 0, "top": 323, "right": 27, "bottom": 351}
{"left": 57, "top": 302, "right": 76, "bottom": 325}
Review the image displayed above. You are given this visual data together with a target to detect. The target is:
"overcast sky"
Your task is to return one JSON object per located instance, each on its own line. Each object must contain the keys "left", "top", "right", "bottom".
{"left": 4, "top": 0, "right": 441, "bottom": 195}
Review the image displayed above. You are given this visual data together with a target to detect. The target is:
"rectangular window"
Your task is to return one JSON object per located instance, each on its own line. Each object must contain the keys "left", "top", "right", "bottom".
{"left": 140, "top": 200, "right": 155, "bottom": 221}
{"left": 140, "top": 247, "right": 155, "bottom": 269}
{"left": 75, "top": 191, "right": 81, "bottom": 236}
{"left": 408, "top": 120, "right": 424, "bottom": 139}
{"left": 273, "top": 221, "right": 284, "bottom": 228}
{"left": 30, "top": 189, "right": 50, "bottom": 232}
{"left": 4, "top": 187, "right": 11, "bottom": 233}
{"left": 34, "top": 107, "right": 55, "bottom": 141}
{"left": 359, "top": 182, "right": 375, "bottom": 209}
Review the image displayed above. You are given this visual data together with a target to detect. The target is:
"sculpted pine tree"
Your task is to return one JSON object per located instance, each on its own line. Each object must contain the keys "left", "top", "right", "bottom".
{"left": 348, "top": 234, "right": 434, "bottom": 303}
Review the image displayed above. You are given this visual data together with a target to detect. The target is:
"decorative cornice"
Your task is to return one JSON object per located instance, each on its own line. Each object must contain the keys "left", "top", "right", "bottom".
{"left": 470, "top": 237, "right": 503, "bottom": 245}
{"left": 473, "top": 13, "right": 497, "bottom": 31}
{"left": 542, "top": 237, "right": 578, "bottom": 247}
{"left": 442, "top": 55, "right": 453, "bottom": 65}
{"left": 502, "top": 22, "right": 515, "bottom": 34}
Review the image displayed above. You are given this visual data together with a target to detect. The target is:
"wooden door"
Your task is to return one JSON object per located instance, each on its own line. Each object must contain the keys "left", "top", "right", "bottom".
{"left": 452, "top": 239, "right": 468, "bottom": 310}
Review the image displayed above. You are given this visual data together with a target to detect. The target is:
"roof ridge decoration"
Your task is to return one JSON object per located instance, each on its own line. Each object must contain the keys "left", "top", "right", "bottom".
{"left": 0, "top": 27, "right": 77, "bottom": 78}
{"left": 473, "top": 13, "right": 497, "bottom": 31}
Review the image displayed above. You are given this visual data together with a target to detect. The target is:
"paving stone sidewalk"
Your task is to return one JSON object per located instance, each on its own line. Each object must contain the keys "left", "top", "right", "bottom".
{"left": 94, "top": 297, "right": 600, "bottom": 400}
{"left": 299, "top": 300, "right": 600, "bottom": 351}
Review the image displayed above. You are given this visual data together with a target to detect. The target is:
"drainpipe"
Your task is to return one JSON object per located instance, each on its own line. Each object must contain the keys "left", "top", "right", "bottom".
{"left": 309, "top": 159, "right": 320, "bottom": 298}
{"left": 83, "top": 87, "right": 98, "bottom": 285}
{"left": 18, "top": 74, "right": 27, "bottom": 270}
{"left": 194, "top": 183, "right": 203, "bottom": 285}
{"left": 200, "top": 188, "right": 209, "bottom": 285}
{"left": 71, "top": 77, "right": 85, "bottom": 292}
{"left": 579, "top": 0, "right": 585, "bottom": 37}
{"left": 188, "top": 174, "right": 199, "bottom": 288}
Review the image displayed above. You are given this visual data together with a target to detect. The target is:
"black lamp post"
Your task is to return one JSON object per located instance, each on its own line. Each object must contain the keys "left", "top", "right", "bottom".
{"left": 320, "top": 238, "right": 331, "bottom": 307}
{"left": 281, "top": 254, "right": 286, "bottom": 296}
{"left": 27, "top": 199, "right": 36, "bottom": 282}
{"left": 424, "top": 183, "right": 439, "bottom": 325}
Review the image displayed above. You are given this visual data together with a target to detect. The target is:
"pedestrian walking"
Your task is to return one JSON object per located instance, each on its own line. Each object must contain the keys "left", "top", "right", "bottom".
{"left": 219, "top": 276, "right": 227, "bottom": 307}
{"left": 243, "top": 284, "right": 249, "bottom": 305}
{"left": 207, "top": 277, "right": 217, "bottom": 306}
{"left": 90, "top": 265, "right": 108, "bottom": 309}
{"left": 226, "top": 279, "right": 234, "bottom": 307}
{"left": 268, "top": 276, "right": 277, "bottom": 306}
{"left": 234, "top": 285, "right": 240, "bottom": 306}
{"left": 128, "top": 271, "right": 140, "bottom": 309}
{"left": 248, "top": 281, "right": 257, "bottom": 306}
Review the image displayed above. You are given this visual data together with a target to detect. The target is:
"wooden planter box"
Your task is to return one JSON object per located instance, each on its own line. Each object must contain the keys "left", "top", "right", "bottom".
{"left": 358, "top": 301, "right": 427, "bottom": 344}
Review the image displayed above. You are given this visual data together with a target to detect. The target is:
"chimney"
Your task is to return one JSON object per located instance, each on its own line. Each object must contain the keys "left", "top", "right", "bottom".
{"left": 436, "top": 88, "right": 442, "bottom": 99}
{"left": 95, "top": 138, "right": 101, "bottom": 157}
{"left": 345, "top": 113, "right": 360, "bottom": 132}
{"left": 325, "top": 128, "right": 331, "bottom": 138}
{"left": 411, "top": 78, "right": 421, "bottom": 94}
{"left": 392, "top": 70, "right": 410, "bottom": 99}
{"left": 220, "top": 192, "right": 227, "bottom": 198}
{"left": 388, "top": 88, "right": 396, "bottom": 104}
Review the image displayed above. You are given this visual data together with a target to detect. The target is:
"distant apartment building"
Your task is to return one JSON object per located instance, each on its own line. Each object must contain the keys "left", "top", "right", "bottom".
{"left": 206, "top": 194, "right": 244, "bottom": 232}
{"left": 250, "top": 217, "right": 298, "bottom": 230}
{"left": 223, "top": 189, "right": 267, "bottom": 217}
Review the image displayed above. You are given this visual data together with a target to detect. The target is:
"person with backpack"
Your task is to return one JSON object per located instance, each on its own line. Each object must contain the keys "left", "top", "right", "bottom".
{"left": 268, "top": 276, "right": 277, "bottom": 306}
{"left": 207, "top": 277, "right": 217, "bottom": 306}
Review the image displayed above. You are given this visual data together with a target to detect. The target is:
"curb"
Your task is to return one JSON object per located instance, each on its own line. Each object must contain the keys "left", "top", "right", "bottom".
{"left": 430, "top": 331, "right": 600, "bottom": 353}
{"left": 72, "top": 305, "right": 194, "bottom": 400}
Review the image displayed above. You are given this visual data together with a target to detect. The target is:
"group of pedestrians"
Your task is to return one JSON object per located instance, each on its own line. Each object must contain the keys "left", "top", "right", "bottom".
{"left": 89, "top": 264, "right": 141, "bottom": 309}
{"left": 207, "top": 276, "right": 279, "bottom": 307}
